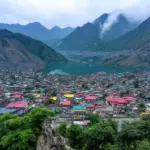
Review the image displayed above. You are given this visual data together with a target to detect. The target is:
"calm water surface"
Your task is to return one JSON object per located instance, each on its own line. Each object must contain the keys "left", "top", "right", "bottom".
{"left": 44, "top": 62, "right": 146, "bottom": 75}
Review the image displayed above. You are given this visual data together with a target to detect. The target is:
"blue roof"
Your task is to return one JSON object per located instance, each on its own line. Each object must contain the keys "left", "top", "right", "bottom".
{"left": 86, "top": 104, "right": 94, "bottom": 107}
{"left": 73, "top": 106, "right": 86, "bottom": 110}
{"left": 0, "top": 108, "right": 16, "bottom": 115}
{"left": 16, "top": 109, "right": 24, "bottom": 116}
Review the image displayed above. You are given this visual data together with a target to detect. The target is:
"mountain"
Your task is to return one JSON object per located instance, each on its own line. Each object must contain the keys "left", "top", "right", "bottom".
{"left": 55, "top": 13, "right": 138, "bottom": 51}
{"left": 100, "top": 14, "right": 137, "bottom": 41}
{"left": 49, "top": 26, "right": 75, "bottom": 39}
{"left": 100, "top": 17, "right": 150, "bottom": 52}
{"left": 55, "top": 13, "right": 108, "bottom": 51}
{"left": 103, "top": 43, "right": 150, "bottom": 68}
{"left": 0, "top": 29, "right": 67, "bottom": 65}
{"left": 0, "top": 23, "right": 74, "bottom": 46}
{"left": 55, "top": 22, "right": 101, "bottom": 51}
{"left": 102, "top": 17, "right": 150, "bottom": 67}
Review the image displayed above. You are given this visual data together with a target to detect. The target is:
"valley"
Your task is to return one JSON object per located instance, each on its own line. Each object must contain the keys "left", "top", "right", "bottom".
{"left": 1, "top": 1, "right": 150, "bottom": 150}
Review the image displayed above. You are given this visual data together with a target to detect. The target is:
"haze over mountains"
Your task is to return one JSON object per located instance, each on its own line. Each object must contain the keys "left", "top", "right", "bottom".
{"left": 102, "top": 17, "right": 150, "bottom": 67}
{"left": 55, "top": 13, "right": 139, "bottom": 51}
{"left": 0, "top": 22, "right": 74, "bottom": 47}
{"left": 1, "top": 10, "right": 150, "bottom": 68}
{"left": 101, "top": 16, "right": 150, "bottom": 52}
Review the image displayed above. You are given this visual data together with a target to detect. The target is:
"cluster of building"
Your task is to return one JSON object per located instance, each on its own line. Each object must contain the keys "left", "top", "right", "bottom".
{"left": 0, "top": 67, "right": 150, "bottom": 126}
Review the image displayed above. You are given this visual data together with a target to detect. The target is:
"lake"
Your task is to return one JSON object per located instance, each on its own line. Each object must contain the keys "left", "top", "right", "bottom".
{"left": 44, "top": 62, "right": 145, "bottom": 75}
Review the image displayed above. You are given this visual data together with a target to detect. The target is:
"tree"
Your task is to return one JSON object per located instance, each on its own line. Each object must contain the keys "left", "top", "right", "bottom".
{"left": 84, "top": 120, "right": 117, "bottom": 150}
{"left": 137, "top": 139, "right": 150, "bottom": 150}
{"left": 28, "top": 94, "right": 35, "bottom": 101}
{"left": 51, "top": 89, "right": 57, "bottom": 96}
{"left": 0, "top": 129, "right": 36, "bottom": 150}
{"left": 141, "top": 114, "right": 150, "bottom": 121}
{"left": 0, "top": 107, "right": 55, "bottom": 150}
{"left": 138, "top": 102, "right": 146, "bottom": 112}
{"left": 58, "top": 122, "right": 67, "bottom": 137}
{"left": 101, "top": 93, "right": 108, "bottom": 100}
{"left": 89, "top": 114, "right": 100, "bottom": 126}
{"left": 104, "top": 143, "right": 121, "bottom": 150}
{"left": 25, "top": 107, "right": 55, "bottom": 136}
{"left": 66, "top": 124, "right": 84, "bottom": 150}
{"left": 119, "top": 120, "right": 150, "bottom": 150}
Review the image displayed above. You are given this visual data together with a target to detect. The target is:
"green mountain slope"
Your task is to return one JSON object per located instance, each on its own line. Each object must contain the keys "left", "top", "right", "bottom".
{"left": 0, "top": 29, "right": 67, "bottom": 65}
{"left": 0, "top": 23, "right": 74, "bottom": 46}
{"left": 56, "top": 22, "right": 102, "bottom": 51}
{"left": 56, "top": 13, "right": 138, "bottom": 51}
{"left": 103, "top": 43, "right": 150, "bottom": 68}
{"left": 102, "top": 17, "right": 150, "bottom": 67}
{"left": 101, "top": 17, "right": 150, "bottom": 52}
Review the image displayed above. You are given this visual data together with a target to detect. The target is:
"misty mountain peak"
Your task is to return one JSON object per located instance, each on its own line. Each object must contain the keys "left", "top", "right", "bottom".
{"left": 0, "top": 22, "right": 74, "bottom": 43}
{"left": 51, "top": 26, "right": 61, "bottom": 31}
{"left": 56, "top": 12, "right": 140, "bottom": 51}
{"left": 26, "top": 22, "right": 47, "bottom": 29}
{"left": 93, "top": 13, "right": 109, "bottom": 25}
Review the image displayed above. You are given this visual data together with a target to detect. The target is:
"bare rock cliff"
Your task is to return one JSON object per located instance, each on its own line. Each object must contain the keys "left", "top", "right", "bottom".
{"left": 37, "top": 119, "right": 73, "bottom": 150}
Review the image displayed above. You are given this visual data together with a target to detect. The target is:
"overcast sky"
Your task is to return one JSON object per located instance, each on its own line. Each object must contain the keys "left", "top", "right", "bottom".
{"left": 0, "top": 0, "right": 150, "bottom": 29}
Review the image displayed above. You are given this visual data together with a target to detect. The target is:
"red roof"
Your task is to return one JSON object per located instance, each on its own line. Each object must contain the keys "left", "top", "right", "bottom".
{"left": 5, "top": 102, "right": 16, "bottom": 108}
{"left": 6, "top": 101, "right": 28, "bottom": 108}
{"left": 106, "top": 96, "right": 118, "bottom": 102}
{"left": 85, "top": 96, "right": 97, "bottom": 100}
{"left": 14, "top": 101, "right": 28, "bottom": 108}
{"left": 12, "top": 94, "right": 22, "bottom": 99}
{"left": 106, "top": 96, "right": 127, "bottom": 104}
{"left": 115, "top": 98, "right": 127, "bottom": 104}
{"left": 124, "top": 97, "right": 137, "bottom": 101}
{"left": 62, "top": 100, "right": 71, "bottom": 106}
{"left": 12, "top": 92, "right": 22, "bottom": 95}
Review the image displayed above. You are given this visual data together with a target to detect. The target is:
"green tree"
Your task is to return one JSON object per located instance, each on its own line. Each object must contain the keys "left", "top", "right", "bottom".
{"left": 104, "top": 143, "right": 121, "bottom": 150}
{"left": 0, "top": 107, "right": 55, "bottom": 150}
{"left": 137, "top": 139, "right": 150, "bottom": 150}
{"left": 138, "top": 102, "right": 146, "bottom": 112}
{"left": 141, "top": 114, "right": 150, "bottom": 121}
{"left": 84, "top": 120, "right": 117, "bottom": 150}
{"left": 0, "top": 129, "right": 35, "bottom": 150}
{"left": 25, "top": 107, "right": 55, "bottom": 136}
{"left": 119, "top": 120, "right": 150, "bottom": 150}
{"left": 66, "top": 124, "right": 84, "bottom": 150}
{"left": 89, "top": 114, "right": 100, "bottom": 126}
{"left": 58, "top": 122, "right": 67, "bottom": 137}
{"left": 51, "top": 89, "right": 57, "bottom": 96}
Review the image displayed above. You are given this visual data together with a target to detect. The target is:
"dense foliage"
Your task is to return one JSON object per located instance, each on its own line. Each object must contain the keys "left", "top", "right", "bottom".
{"left": 58, "top": 114, "right": 150, "bottom": 150}
{"left": 0, "top": 107, "right": 55, "bottom": 150}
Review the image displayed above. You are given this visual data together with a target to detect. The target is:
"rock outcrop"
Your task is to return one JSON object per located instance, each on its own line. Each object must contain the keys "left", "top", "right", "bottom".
{"left": 37, "top": 119, "right": 73, "bottom": 150}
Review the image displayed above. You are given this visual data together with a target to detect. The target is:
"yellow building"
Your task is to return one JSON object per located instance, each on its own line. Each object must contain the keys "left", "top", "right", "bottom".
{"left": 33, "top": 94, "right": 41, "bottom": 98}
{"left": 64, "top": 94, "right": 74, "bottom": 98}
{"left": 50, "top": 96, "right": 57, "bottom": 101}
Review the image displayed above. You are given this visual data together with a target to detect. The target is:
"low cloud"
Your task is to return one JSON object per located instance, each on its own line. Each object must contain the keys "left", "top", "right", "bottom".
{"left": 100, "top": 0, "right": 150, "bottom": 39}
{"left": 0, "top": 0, "right": 150, "bottom": 28}
{"left": 100, "top": 11, "right": 120, "bottom": 39}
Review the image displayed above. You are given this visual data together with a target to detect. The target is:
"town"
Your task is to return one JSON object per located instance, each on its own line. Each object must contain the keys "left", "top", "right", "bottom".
{"left": 0, "top": 65, "right": 150, "bottom": 127}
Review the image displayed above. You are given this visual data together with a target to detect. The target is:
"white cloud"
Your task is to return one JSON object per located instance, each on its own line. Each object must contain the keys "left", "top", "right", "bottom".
{"left": 100, "top": 11, "right": 120, "bottom": 39}
{"left": 0, "top": 0, "right": 149, "bottom": 28}
{"left": 122, "top": 0, "right": 150, "bottom": 22}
